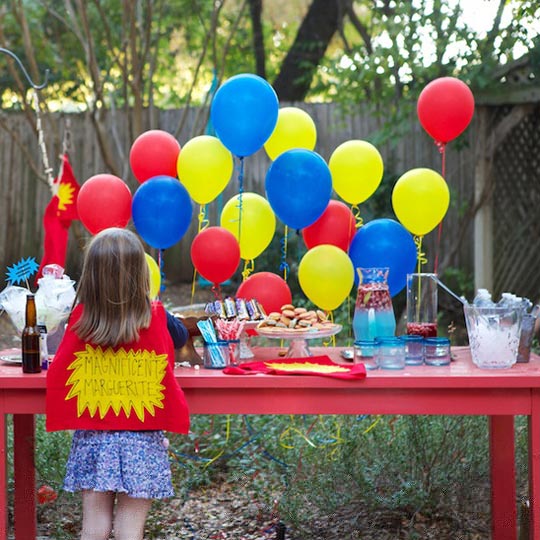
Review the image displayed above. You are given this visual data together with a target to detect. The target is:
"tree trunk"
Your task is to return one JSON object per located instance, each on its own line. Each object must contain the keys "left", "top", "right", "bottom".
{"left": 248, "top": 0, "right": 266, "bottom": 79}
{"left": 272, "top": 0, "right": 344, "bottom": 101}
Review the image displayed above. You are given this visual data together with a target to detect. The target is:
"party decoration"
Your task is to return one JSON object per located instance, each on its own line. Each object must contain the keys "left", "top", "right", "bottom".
{"left": 265, "top": 149, "right": 332, "bottom": 230}
{"left": 417, "top": 77, "right": 475, "bottom": 144}
{"left": 210, "top": 73, "right": 279, "bottom": 157}
{"left": 177, "top": 136, "right": 233, "bottom": 204}
{"left": 5, "top": 257, "right": 40, "bottom": 285}
{"left": 348, "top": 218, "right": 417, "bottom": 297}
{"left": 236, "top": 272, "right": 292, "bottom": 314}
{"left": 298, "top": 245, "right": 354, "bottom": 311}
{"left": 302, "top": 200, "right": 355, "bottom": 252}
{"left": 145, "top": 253, "right": 161, "bottom": 299}
{"left": 132, "top": 176, "right": 193, "bottom": 249}
{"left": 392, "top": 168, "right": 450, "bottom": 237}
{"left": 220, "top": 192, "right": 275, "bottom": 260}
{"left": 77, "top": 174, "right": 132, "bottom": 235}
{"left": 130, "top": 130, "right": 181, "bottom": 183}
{"left": 264, "top": 107, "right": 317, "bottom": 160}
{"left": 329, "top": 140, "right": 384, "bottom": 205}
{"left": 191, "top": 227, "right": 240, "bottom": 285}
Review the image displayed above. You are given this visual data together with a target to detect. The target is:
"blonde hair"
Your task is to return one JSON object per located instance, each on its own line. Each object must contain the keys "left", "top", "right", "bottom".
{"left": 72, "top": 228, "right": 152, "bottom": 347}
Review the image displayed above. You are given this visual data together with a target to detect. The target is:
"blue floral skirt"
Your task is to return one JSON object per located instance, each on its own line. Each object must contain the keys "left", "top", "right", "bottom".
{"left": 64, "top": 430, "right": 174, "bottom": 499}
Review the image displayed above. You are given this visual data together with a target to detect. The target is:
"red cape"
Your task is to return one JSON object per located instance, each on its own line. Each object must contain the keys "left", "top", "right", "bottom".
{"left": 46, "top": 302, "right": 189, "bottom": 434}
{"left": 224, "top": 356, "right": 366, "bottom": 380}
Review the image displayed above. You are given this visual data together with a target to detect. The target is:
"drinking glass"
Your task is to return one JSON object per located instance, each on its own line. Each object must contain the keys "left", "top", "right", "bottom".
{"left": 354, "top": 340, "right": 379, "bottom": 370}
{"left": 424, "top": 337, "right": 451, "bottom": 366}
{"left": 399, "top": 335, "right": 424, "bottom": 365}
{"left": 375, "top": 337, "right": 405, "bottom": 370}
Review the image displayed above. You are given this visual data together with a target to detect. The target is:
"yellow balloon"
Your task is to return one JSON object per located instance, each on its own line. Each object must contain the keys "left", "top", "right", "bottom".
{"left": 220, "top": 192, "right": 276, "bottom": 260}
{"left": 329, "top": 140, "right": 384, "bottom": 204}
{"left": 145, "top": 253, "right": 161, "bottom": 299}
{"left": 392, "top": 168, "right": 450, "bottom": 236}
{"left": 298, "top": 244, "right": 354, "bottom": 311}
{"left": 177, "top": 135, "right": 233, "bottom": 204}
{"left": 264, "top": 107, "right": 317, "bottom": 161}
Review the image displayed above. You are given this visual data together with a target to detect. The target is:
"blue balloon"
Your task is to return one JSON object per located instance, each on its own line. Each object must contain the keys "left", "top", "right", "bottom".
{"left": 210, "top": 74, "right": 279, "bottom": 157}
{"left": 132, "top": 176, "right": 193, "bottom": 249}
{"left": 348, "top": 218, "right": 417, "bottom": 297}
{"left": 265, "top": 149, "right": 332, "bottom": 230}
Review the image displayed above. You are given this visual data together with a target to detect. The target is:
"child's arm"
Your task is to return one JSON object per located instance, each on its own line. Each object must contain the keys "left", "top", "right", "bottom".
{"left": 166, "top": 311, "right": 189, "bottom": 349}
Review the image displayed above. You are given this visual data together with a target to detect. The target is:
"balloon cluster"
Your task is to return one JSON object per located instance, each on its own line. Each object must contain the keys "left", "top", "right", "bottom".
{"left": 73, "top": 73, "right": 473, "bottom": 313}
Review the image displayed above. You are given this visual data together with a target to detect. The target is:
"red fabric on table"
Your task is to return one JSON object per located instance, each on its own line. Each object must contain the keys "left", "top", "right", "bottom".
{"left": 223, "top": 355, "right": 366, "bottom": 380}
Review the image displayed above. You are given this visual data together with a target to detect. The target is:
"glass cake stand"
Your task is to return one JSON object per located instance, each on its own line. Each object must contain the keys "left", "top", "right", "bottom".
{"left": 256, "top": 324, "right": 342, "bottom": 357}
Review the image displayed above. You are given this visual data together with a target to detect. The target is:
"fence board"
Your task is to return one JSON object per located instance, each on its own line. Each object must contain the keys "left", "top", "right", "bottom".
{"left": 2, "top": 102, "right": 531, "bottom": 303}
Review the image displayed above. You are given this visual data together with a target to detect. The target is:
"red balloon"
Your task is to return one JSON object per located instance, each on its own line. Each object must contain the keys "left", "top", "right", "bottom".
{"left": 77, "top": 174, "right": 132, "bottom": 234}
{"left": 129, "top": 130, "right": 181, "bottom": 183}
{"left": 417, "top": 77, "right": 475, "bottom": 144}
{"left": 191, "top": 227, "right": 240, "bottom": 285}
{"left": 302, "top": 200, "right": 356, "bottom": 252}
{"left": 236, "top": 272, "right": 292, "bottom": 314}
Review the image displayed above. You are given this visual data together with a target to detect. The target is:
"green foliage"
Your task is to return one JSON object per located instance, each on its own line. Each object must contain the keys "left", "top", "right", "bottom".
{"left": 25, "top": 410, "right": 530, "bottom": 536}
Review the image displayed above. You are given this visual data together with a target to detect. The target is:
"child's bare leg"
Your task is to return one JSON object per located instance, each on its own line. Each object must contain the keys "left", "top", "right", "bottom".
{"left": 113, "top": 493, "right": 152, "bottom": 540}
{"left": 81, "top": 490, "right": 115, "bottom": 540}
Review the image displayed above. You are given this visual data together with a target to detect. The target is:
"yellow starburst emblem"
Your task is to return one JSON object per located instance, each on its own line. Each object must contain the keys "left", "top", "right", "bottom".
{"left": 264, "top": 361, "right": 349, "bottom": 373}
{"left": 57, "top": 181, "right": 76, "bottom": 212}
{"left": 65, "top": 345, "right": 168, "bottom": 422}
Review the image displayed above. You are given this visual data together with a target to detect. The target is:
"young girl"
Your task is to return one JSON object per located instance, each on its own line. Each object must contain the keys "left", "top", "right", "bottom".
{"left": 46, "top": 228, "right": 190, "bottom": 540}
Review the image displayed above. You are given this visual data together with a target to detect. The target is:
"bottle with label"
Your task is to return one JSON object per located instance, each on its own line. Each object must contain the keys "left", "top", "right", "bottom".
{"left": 38, "top": 324, "right": 49, "bottom": 370}
{"left": 22, "top": 294, "right": 42, "bottom": 373}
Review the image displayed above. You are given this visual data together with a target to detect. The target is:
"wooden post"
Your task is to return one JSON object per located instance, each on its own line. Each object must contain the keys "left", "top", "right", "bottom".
{"left": 474, "top": 107, "right": 494, "bottom": 292}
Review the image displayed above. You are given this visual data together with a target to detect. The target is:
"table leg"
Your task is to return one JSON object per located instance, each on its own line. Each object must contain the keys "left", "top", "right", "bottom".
{"left": 490, "top": 415, "right": 517, "bottom": 540}
{"left": 529, "top": 391, "right": 540, "bottom": 539}
{"left": 0, "top": 412, "right": 7, "bottom": 540}
{"left": 13, "top": 414, "right": 36, "bottom": 540}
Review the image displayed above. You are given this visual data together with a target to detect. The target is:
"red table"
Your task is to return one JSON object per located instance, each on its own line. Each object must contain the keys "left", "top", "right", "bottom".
{"left": 1, "top": 346, "right": 540, "bottom": 540}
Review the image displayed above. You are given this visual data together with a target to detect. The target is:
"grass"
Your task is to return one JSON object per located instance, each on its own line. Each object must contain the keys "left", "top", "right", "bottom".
{"left": 6, "top": 412, "right": 530, "bottom": 538}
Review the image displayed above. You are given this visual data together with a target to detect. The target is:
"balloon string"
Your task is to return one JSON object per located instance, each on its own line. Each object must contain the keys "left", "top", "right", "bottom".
{"left": 434, "top": 141, "right": 447, "bottom": 275}
{"left": 414, "top": 235, "right": 427, "bottom": 273}
{"left": 236, "top": 156, "right": 245, "bottom": 248}
{"left": 241, "top": 259, "right": 254, "bottom": 281}
{"left": 198, "top": 205, "right": 209, "bottom": 232}
{"left": 158, "top": 249, "right": 165, "bottom": 297}
{"left": 211, "top": 284, "right": 222, "bottom": 301}
{"left": 323, "top": 311, "right": 335, "bottom": 347}
{"left": 190, "top": 266, "right": 197, "bottom": 305}
{"left": 279, "top": 226, "right": 290, "bottom": 281}
{"left": 351, "top": 204, "right": 364, "bottom": 228}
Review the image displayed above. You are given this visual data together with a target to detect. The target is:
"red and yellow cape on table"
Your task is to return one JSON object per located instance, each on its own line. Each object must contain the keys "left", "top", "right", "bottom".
{"left": 223, "top": 355, "right": 366, "bottom": 380}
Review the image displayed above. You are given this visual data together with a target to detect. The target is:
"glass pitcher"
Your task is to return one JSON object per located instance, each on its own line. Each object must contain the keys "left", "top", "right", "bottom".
{"left": 353, "top": 267, "right": 396, "bottom": 341}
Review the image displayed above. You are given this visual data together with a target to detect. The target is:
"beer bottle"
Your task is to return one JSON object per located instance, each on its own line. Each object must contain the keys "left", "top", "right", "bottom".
{"left": 22, "top": 294, "right": 41, "bottom": 373}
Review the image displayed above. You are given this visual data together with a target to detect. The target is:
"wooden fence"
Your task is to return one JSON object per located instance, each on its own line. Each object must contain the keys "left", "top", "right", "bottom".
{"left": 0, "top": 103, "right": 477, "bottom": 293}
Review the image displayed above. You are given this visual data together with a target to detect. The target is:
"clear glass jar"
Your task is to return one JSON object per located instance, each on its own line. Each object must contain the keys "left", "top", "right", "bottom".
{"left": 406, "top": 273, "right": 438, "bottom": 337}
